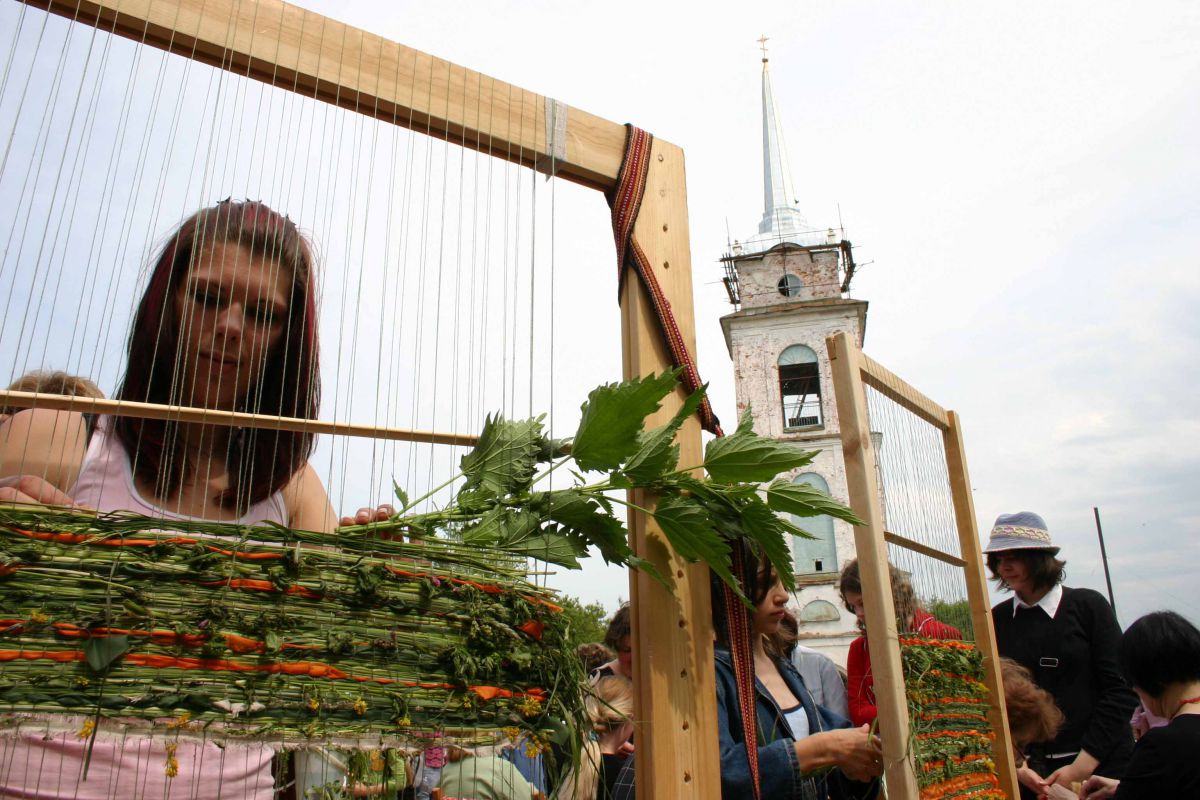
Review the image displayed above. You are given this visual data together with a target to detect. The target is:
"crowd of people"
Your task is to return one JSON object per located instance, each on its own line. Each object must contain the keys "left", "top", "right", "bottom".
{"left": 0, "top": 200, "right": 1195, "bottom": 800}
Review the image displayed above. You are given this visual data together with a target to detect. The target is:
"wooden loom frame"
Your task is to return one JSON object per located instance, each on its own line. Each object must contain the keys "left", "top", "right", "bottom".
{"left": 826, "top": 330, "right": 1019, "bottom": 799}
{"left": 6, "top": 0, "right": 721, "bottom": 796}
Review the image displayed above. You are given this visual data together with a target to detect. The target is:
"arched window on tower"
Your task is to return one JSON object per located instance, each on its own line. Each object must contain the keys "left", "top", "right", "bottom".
{"left": 791, "top": 472, "right": 838, "bottom": 577}
{"left": 779, "top": 344, "right": 822, "bottom": 429}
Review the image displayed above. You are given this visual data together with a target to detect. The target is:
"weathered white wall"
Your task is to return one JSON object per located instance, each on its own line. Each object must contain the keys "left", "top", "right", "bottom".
{"left": 720, "top": 246, "right": 870, "bottom": 668}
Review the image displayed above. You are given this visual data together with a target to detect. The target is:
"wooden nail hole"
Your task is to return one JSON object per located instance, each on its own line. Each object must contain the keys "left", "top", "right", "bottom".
{"left": 680, "top": 668, "right": 688, "bottom": 678}
{"left": 662, "top": 223, "right": 668, "bottom": 232}
{"left": 683, "top": 771, "right": 692, "bottom": 783}
{"left": 678, "top": 618, "right": 686, "bottom": 628}
{"left": 663, "top": 260, "right": 670, "bottom": 269}
{"left": 676, "top": 569, "right": 684, "bottom": 578}
{"left": 657, "top": 153, "right": 664, "bottom": 162}
{"left": 681, "top": 720, "right": 690, "bottom": 731}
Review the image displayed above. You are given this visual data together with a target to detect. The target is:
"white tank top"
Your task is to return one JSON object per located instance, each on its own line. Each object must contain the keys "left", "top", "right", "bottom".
{"left": 70, "top": 416, "right": 288, "bottom": 525}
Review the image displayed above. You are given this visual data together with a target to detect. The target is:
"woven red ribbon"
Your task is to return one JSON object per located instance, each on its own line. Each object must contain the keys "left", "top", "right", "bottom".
{"left": 606, "top": 125, "right": 723, "bottom": 437}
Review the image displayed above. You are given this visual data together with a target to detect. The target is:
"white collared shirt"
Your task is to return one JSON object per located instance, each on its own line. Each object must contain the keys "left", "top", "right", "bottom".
{"left": 1012, "top": 582, "right": 1063, "bottom": 619}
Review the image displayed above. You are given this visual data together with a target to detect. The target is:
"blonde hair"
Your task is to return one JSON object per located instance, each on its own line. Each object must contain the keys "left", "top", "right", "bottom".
{"left": 554, "top": 676, "right": 634, "bottom": 800}
{"left": 2, "top": 370, "right": 103, "bottom": 415}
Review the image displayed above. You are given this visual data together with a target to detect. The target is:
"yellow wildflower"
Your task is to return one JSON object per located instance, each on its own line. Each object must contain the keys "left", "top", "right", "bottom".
{"left": 166, "top": 711, "right": 191, "bottom": 729}
{"left": 396, "top": 715, "right": 412, "bottom": 727}
{"left": 164, "top": 743, "right": 179, "bottom": 778}
{"left": 76, "top": 719, "right": 95, "bottom": 740}
{"left": 502, "top": 726, "right": 522, "bottom": 743}
{"left": 352, "top": 697, "right": 368, "bottom": 716}
{"left": 369, "top": 750, "right": 386, "bottom": 773}
{"left": 306, "top": 696, "right": 320, "bottom": 712}
{"left": 516, "top": 696, "right": 542, "bottom": 717}
{"left": 29, "top": 610, "right": 48, "bottom": 624}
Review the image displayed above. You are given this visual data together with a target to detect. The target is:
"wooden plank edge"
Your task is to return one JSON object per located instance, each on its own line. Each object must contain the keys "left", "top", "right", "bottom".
{"left": 859, "top": 351, "right": 950, "bottom": 430}
{"left": 23, "top": 0, "right": 625, "bottom": 190}
{"left": 882, "top": 529, "right": 966, "bottom": 568}
{"left": 0, "top": 391, "right": 477, "bottom": 447}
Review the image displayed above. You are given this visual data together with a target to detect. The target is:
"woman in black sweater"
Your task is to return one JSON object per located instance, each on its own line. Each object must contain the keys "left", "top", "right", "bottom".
{"left": 984, "top": 512, "right": 1136, "bottom": 799}
{"left": 1080, "top": 611, "right": 1200, "bottom": 799}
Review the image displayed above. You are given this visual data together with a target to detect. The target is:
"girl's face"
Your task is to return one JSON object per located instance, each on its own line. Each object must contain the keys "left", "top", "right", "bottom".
{"left": 993, "top": 552, "right": 1032, "bottom": 596}
{"left": 615, "top": 635, "right": 633, "bottom": 678}
{"left": 174, "top": 240, "right": 291, "bottom": 411}
{"left": 843, "top": 590, "right": 867, "bottom": 631}
{"left": 752, "top": 577, "right": 790, "bottom": 637}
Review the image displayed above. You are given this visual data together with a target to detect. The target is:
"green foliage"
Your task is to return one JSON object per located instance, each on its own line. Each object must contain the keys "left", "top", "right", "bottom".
{"left": 923, "top": 598, "right": 975, "bottom": 641}
{"left": 703, "top": 408, "right": 817, "bottom": 483}
{"left": 356, "top": 373, "right": 860, "bottom": 606}
{"left": 571, "top": 371, "right": 678, "bottom": 472}
{"left": 555, "top": 595, "right": 610, "bottom": 650}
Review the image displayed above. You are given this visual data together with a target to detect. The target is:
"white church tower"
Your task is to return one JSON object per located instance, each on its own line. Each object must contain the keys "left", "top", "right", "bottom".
{"left": 719, "top": 42, "right": 865, "bottom": 665}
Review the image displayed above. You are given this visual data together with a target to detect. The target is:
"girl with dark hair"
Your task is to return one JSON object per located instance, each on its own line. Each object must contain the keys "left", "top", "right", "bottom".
{"left": 0, "top": 201, "right": 349, "bottom": 798}
{"left": 984, "top": 512, "right": 1137, "bottom": 799}
{"left": 712, "top": 544, "right": 882, "bottom": 799}
{"left": 1080, "top": 610, "right": 1200, "bottom": 799}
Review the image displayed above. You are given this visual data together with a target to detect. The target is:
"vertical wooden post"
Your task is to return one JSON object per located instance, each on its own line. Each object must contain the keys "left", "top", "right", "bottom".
{"left": 826, "top": 331, "right": 919, "bottom": 799}
{"left": 945, "top": 411, "right": 1019, "bottom": 799}
{"left": 619, "top": 138, "right": 721, "bottom": 798}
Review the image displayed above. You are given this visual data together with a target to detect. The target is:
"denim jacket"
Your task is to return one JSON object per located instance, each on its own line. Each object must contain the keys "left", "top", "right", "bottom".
{"left": 715, "top": 648, "right": 871, "bottom": 800}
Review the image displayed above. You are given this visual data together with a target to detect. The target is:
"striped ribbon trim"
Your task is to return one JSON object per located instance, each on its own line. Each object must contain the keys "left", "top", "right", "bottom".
{"left": 607, "top": 124, "right": 723, "bottom": 437}
{"left": 724, "top": 545, "right": 761, "bottom": 800}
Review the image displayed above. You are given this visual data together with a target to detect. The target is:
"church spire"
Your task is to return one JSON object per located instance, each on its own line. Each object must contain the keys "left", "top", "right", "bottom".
{"left": 755, "top": 38, "right": 811, "bottom": 246}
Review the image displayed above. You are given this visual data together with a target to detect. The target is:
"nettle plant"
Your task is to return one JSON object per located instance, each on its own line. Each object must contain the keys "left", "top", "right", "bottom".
{"left": 351, "top": 371, "right": 863, "bottom": 601}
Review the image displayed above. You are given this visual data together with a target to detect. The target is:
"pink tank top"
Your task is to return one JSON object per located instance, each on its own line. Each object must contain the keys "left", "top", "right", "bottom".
{"left": 70, "top": 417, "right": 289, "bottom": 525}
{"left": 0, "top": 418, "right": 288, "bottom": 799}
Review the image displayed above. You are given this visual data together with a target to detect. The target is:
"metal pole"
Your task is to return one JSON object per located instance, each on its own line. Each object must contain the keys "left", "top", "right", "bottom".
{"left": 1093, "top": 507, "right": 1117, "bottom": 614}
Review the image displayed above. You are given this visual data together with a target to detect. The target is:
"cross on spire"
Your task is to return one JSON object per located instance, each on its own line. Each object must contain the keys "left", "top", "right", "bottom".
{"left": 757, "top": 35, "right": 769, "bottom": 62}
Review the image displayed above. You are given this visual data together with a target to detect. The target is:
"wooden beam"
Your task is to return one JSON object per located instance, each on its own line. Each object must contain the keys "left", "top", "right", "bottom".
{"left": 883, "top": 529, "right": 966, "bottom": 568}
{"left": 0, "top": 391, "right": 477, "bottom": 447}
{"left": 945, "top": 410, "right": 1019, "bottom": 798}
{"left": 827, "top": 331, "right": 919, "bottom": 799}
{"left": 619, "top": 138, "right": 720, "bottom": 799}
{"left": 859, "top": 351, "right": 950, "bottom": 430}
{"left": 24, "top": 0, "right": 626, "bottom": 190}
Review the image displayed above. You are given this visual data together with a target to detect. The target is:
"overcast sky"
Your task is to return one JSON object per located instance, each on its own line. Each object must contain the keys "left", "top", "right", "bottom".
{"left": 2, "top": 0, "right": 1196, "bottom": 628}
{"left": 305, "top": 0, "right": 1200, "bottom": 626}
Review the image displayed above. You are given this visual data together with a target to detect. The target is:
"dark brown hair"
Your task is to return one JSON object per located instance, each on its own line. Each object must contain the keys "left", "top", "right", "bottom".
{"left": 838, "top": 558, "right": 918, "bottom": 630}
{"left": 115, "top": 200, "right": 320, "bottom": 512}
{"left": 603, "top": 604, "right": 632, "bottom": 651}
{"left": 985, "top": 550, "right": 1066, "bottom": 594}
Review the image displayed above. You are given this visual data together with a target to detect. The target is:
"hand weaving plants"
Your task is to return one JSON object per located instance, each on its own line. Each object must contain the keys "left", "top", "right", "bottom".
{"left": 901, "top": 637, "right": 1005, "bottom": 800}
{"left": 0, "top": 372, "right": 855, "bottom": 768}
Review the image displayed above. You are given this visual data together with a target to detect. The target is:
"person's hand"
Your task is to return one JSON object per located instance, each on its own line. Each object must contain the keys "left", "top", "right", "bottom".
{"left": 0, "top": 475, "right": 75, "bottom": 507}
{"left": 1079, "top": 775, "right": 1119, "bottom": 799}
{"left": 339, "top": 504, "right": 395, "bottom": 528}
{"left": 1046, "top": 758, "right": 1094, "bottom": 790}
{"left": 825, "top": 724, "right": 883, "bottom": 783}
{"left": 1016, "top": 763, "right": 1048, "bottom": 796}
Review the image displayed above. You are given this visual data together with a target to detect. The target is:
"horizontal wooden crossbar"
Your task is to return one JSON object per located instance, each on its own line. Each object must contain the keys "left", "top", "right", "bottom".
{"left": 24, "top": 0, "right": 626, "bottom": 190}
{"left": 0, "top": 391, "right": 478, "bottom": 447}
{"left": 859, "top": 352, "right": 950, "bottom": 429}
{"left": 882, "top": 528, "right": 966, "bottom": 568}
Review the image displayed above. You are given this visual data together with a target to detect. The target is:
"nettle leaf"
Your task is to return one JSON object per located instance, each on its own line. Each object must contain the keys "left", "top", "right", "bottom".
{"left": 622, "top": 384, "right": 707, "bottom": 485}
{"left": 571, "top": 371, "right": 679, "bottom": 472}
{"left": 736, "top": 501, "right": 798, "bottom": 593}
{"left": 84, "top": 634, "right": 129, "bottom": 673}
{"left": 392, "top": 481, "right": 410, "bottom": 512}
{"left": 765, "top": 479, "right": 864, "bottom": 525}
{"left": 704, "top": 407, "right": 817, "bottom": 483}
{"left": 651, "top": 495, "right": 738, "bottom": 594}
{"left": 547, "top": 490, "right": 629, "bottom": 565}
{"left": 459, "top": 414, "right": 545, "bottom": 497}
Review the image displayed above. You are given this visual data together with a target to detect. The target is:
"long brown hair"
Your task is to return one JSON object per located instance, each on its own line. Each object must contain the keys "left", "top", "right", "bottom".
{"left": 115, "top": 200, "right": 320, "bottom": 512}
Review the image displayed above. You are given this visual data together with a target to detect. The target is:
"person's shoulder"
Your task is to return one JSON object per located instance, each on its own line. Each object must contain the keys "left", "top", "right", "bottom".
{"left": 281, "top": 462, "right": 335, "bottom": 532}
{"left": 1060, "top": 586, "right": 1114, "bottom": 612}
